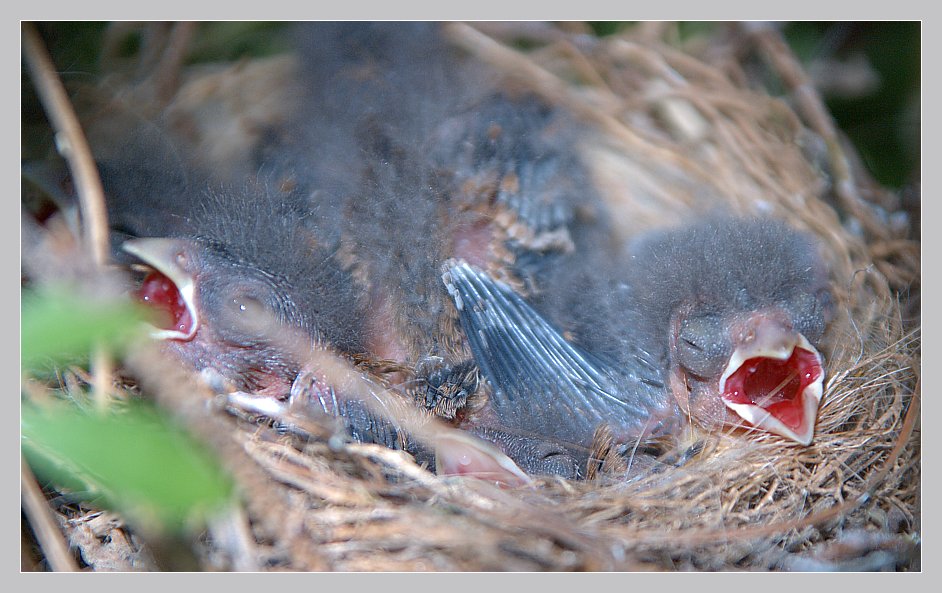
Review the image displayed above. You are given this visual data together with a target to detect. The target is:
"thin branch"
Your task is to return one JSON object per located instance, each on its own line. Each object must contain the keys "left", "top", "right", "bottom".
{"left": 21, "top": 460, "right": 79, "bottom": 572}
{"left": 152, "top": 21, "right": 198, "bottom": 105}
{"left": 625, "top": 376, "right": 920, "bottom": 547}
{"left": 22, "top": 22, "right": 110, "bottom": 268}
{"left": 22, "top": 22, "right": 115, "bottom": 409}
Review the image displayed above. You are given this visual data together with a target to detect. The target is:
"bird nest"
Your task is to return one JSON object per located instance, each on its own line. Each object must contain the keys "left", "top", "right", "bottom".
{"left": 22, "top": 22, "right": 920, "bottom": 572}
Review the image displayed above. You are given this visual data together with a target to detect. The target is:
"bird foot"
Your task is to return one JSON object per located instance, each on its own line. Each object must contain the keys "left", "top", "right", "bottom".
{"left": 411, "top": 356, "right": 482, "bottom": 420}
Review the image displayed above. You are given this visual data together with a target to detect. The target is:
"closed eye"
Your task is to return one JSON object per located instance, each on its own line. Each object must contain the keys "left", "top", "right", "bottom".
{"left": 230, "top": 294, "right": 267, "bottom": 318}
{"left": 216, "top": 284, "right": 281, "bottom": 343}
{"left": 675, "top": 313, "right": 730, "bottom": 378}
{"left": 682, "top": 338, "right": 703, "bottom": 351}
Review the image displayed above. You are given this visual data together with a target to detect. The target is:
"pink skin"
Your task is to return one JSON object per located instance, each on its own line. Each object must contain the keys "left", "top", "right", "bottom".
{"left": 435, "top": 431, "right": 532, "bottom": 487}
{"left": 134, "top": 238, "right": 530, "bottom": 482}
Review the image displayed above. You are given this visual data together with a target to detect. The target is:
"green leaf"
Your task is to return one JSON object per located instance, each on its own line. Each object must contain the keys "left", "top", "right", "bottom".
{"left": 21, "top": 288, "right": 149, "bottom": 371}
{"left": 22, "top": 402, "right": 235, "bottom": 534}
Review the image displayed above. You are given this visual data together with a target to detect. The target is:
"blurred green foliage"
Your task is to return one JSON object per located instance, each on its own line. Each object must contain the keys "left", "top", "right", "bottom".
{"left": 21, "top": 288, "right": 235, "bottom": 535}
{"left": 31, "top": 21, "right": 289, "bottom": 74}
{"left": 21, "top": 287, "right": 148, "bottom": 371}
{"left": 22, "top": 402, "right": 235, "bottom": 534}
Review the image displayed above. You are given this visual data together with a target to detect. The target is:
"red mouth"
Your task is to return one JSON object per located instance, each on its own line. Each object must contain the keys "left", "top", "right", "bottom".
{"left": 136, "top": 269, "right": 196, "bottom": 340}
{"left": 722, "top": 347, "right": 822, "bottom": 432}
{"left": 123, "top": 238, "right": 200, "bottom": 342}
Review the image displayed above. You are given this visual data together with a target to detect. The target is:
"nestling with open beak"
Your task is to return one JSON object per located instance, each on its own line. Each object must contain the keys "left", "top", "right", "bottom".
{"left": 620, "top": 216, "right": 831, "bottom": 446}
{"left": 91, "top": 130, "right": 424, "bottom": 452}
{"left": 442, "top": 216, "right": 833, "bottom": 477}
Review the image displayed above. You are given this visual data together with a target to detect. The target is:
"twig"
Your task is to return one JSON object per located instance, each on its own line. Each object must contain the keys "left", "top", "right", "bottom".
{"left": 22, "top": 22, "right": 115, "bottom": 409}
{"left": 623, "top": 374, "right": 919, "bottom": 547}
{"left": 152, "top": 21, "right": 198, "bottom": 105}
{"left": 21, "top": 460, "right": 79, "bottom": 572}
{"left": 22, "top": 23, "right": 110, "bottom": 268}
{"left": 207, "top": 505, "right": 260, "bottom": 572}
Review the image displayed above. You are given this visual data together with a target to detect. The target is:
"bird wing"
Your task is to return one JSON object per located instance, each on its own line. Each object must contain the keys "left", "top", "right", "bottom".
{"left": 442, "top": 260, "right": 666, "bottom": 449}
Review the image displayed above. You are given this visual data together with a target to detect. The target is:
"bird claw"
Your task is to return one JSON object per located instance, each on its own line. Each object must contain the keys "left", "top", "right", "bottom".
{"left": 289, "top": 369, "right": 339, "bottom": 416}
{"left": 411, "top": 356, "right": 482, "bottom": 419}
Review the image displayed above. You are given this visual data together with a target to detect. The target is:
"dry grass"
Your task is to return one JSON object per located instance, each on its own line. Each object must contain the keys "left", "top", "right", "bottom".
{"left": 22, "top": 22, "right": 919, "bottom": 571}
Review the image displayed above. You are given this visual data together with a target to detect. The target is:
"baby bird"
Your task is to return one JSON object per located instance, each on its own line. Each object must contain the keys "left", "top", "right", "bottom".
{"left": 91, "top": 125, "right": 420, "bottom": 453}
{"left": 442, "top": 216, "right": 832, "bottom": 477}
{"left": 242, "top": 22, "right": 615, "bottom": 480}
{"left": 263, "top": 22, "right": 597, "bottom": 420}
{"left": 621, "top": 217, "right": 831, "bottom": 446}
{"left": 99, "top": 133, "right": 355, "bottom": 387}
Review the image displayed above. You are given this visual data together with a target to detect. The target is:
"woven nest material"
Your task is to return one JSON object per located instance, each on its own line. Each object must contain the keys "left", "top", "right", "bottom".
{"left": 22, "top": 22, "right": 920, "bottom": 572}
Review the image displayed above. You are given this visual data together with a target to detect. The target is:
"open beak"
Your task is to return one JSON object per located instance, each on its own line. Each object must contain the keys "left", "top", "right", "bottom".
{"left": 718, "top": 316, "right": 824, "bottom": 445}
{"left": 122, "top": 238, "right": 199, "bottom": 341}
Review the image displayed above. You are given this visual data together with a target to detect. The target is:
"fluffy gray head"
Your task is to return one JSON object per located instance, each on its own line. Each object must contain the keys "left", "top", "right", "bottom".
{"left": 98, "top": 122, "right": 367, "bottom": 363}
{"left": 625, "top": 216, "right": 832, "bottom": 346}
